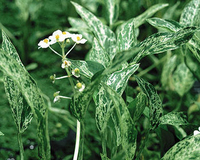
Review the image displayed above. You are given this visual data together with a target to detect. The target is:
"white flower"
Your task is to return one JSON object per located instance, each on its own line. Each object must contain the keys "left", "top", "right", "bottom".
{"left": 193, "top": 127, "right": 200, "bottom": 136}
{"left": 71, "top": 34, "right": 87, "bottom": 44}
{"left": 38, "top": 38, "right": 50, "bottom": 49}
{"left": 61, "top": 60, "right": 71, "bottom": 69}
{"left": 72, "top": 68, "right": 80, "bottom": 78}
{"left": 49, "top": 30, "right": 66, "bottom": 44}
{"left": 75, "top": 82, "right": 85, "bottom": 92}
{"left": 62, "top": 31, "right": 72, "bottom": 39}
{"left": 53, "top": 91, "right": 60, "bottom": 103}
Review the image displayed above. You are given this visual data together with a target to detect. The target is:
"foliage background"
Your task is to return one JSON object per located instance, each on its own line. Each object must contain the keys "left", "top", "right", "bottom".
{"left": 0, "top": 0, "right": 199, "bottom": 159}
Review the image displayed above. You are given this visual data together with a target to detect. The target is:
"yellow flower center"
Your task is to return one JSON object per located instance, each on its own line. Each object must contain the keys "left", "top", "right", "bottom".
{"left": 62, "top": 32, "right": 66, "bottom": 35}
{"left": 43, "top": 39, "right": 49, "bottom": 43}
{"left": 64, "top": 61, "right": 68, "bottom": 65}
{"left": 55, "top": 35, "right": 60, "bottom": 40}
{"left": 77, "top": 36, "right": 81, "bottom": 41}
{"left": 76, "top": 82, "right": 82, "bottom": 89}
{"left": 74, "top": 68, "right": 80, "bottom": 74}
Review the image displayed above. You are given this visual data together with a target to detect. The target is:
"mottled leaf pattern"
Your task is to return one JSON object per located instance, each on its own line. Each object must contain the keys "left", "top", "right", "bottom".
{"left": 134, "top": 3, "right": 168, "bottom": 28}
{"left": 1, "top": 31, "right": 50, "bottom": 159}
{"left": 135, "top": 76, "right": 163, "bottom": 129}
{"left": 87, "top": 38, "right": 110, "bottom": 68}
{"left": 133, "top": 27, "right": 196, "bottom": 63}
{"left": 172, "top": 63, "right": 195, "bottom": 97}
{"left": 187, "top": 35, "right": 200, "bottom": 63}
{"left": 160, "top": 112, "right": 188, "bottom": 126}
{"left": 180, "top": 0, "right": 200, "bottom": 27}
{"left": 117, "top": 19, "right": 136, "bottom": 52}
{"left": 147, "top": 18, "right": 182, "bottom": 32}
{"left": 71, "top": 2, "right": 117, "bottom": 60}
{"left": 161, "top": 55, "right": 178, "bottom": 88}
{"left": 104, "top": 0, "right": 119, "bottom": 26}
{"left": 161, "top": 134, "right": 200, "bottom": 160}
{"left": 70, "top": 59, "right": 105, "bottom": 79}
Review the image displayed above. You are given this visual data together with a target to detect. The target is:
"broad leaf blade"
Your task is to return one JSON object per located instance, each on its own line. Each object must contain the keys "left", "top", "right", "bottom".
{"left": 87, "top": 38, "right": 110, "bottom": 68}
{"left": 180, "top": 0, "right": 200, "bottom": 27}
{"left": 135, "top": 76, "right": 163, "bottom": 129}
{"left": 133, "top": 27, "right": 196, "bottom": 63}
{"left": 117, "top": 19, "right": 136, "bottom": 52}
{"left": 147, "top": 18, "right": 182, "bottom": 32}
{"left": 104, "top": 0, "right": 119, "bottom": 26}
{"left": 134, "top": 3, "right": 169, "bottom": 28}
{"left": 160, "top": 112, "right": 189, "bottom": 126}
{"left": 172, "top": 62, "right": 195, "bottom": 97}
{"left": 161, "top": 134, "right": 200, "bottom": 160}
{"left": 71, "top": 1, "right": 117, "bottom": 60}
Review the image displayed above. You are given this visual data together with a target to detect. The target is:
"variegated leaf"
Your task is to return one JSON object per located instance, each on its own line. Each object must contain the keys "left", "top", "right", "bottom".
{"left": 133, "top": 27, "right": 196, "bottom": 63}
{"left": 87, "top": 38, "right": 110, "bottom": 68}
{"left": 172, "top": 62, "right": 195, "bottom": 97}
{"left": 135, "top": 76, "right": 163, "bottom": 129}
{"left": 71, "top": 1, "right": 117, "bottom": 60}
{"left": 104, "top": 0, "right": 119, "bottom": 26}
{"left": 161, "top": 134, "right": 200, "bottom": 160}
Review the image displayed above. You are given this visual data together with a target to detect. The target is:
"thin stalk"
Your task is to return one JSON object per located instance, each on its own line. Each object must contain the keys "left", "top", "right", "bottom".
{"left": 65, "top": 43, "right": 76, "bottom": 57}
{"left": 49, "top": 46, "right": 62, "bottom": 57}
{"left": 65, "top": 67, "right": 76, "bottom": 94}
{"left": 73, "top": 120, "right": 81, "bottom": 160}
{"left": 18, "top": 132, "right": 24, "bottom": 160}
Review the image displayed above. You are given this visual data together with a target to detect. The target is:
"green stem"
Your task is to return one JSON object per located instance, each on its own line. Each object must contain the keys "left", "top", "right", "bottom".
{"left": 18, "top": 132, "right": 24, "bottom": 160}
{"left": 73, "top": 120, "right": 81, "bottom": 160}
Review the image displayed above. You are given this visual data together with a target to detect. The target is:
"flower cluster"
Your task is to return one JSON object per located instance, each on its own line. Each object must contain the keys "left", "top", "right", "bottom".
{"left": 38, "top": 29, "right": 86, "bottom": 103}
{"left": 38, "top": 30, "right": 87, "bottom": 49}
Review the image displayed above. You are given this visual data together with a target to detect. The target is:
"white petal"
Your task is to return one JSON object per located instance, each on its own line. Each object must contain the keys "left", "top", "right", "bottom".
{"left": 53, "top": 96, "right": 59, "bottom": 103}
{"left": 78, "top": 39, "right": 87, "bottom": 44}
{"left": 198, "top": 127, "right": 200, "bottom": 131}
{"left": 194, "top": 130, "right": 200, "bottom": 136}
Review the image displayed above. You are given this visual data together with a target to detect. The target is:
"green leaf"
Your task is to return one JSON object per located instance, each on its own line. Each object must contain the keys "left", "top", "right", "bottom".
{"left": 104, "top": 0, "right": 119, "bottom": 26}
{"left": 163, "top": 1, "right": 180, "bottom": 19}
{"left": 135, "top": 76, "right": 163, "bottom": 129}
{"left": 147, "top": 18, "right": 182, "bottom": 32}
{"left": 117, "top": 19, "right": 136, "bottom": 52}
{"left": 102, "top": 84, "right": 137, "bottom": 159}
{"left": 161, "top": 134, "right": 200, "bottom": 160}
{"left": 180, "top": 0, "right": 200, "bottom": 27}
{"left": 133, "top": 27, "right": 196, "bottom": 63}
{"left": 128, "top": 92, "right": 147, "bottom": 122}
{"left": 68, "top": 17, "right": 94, "bottom": 43}
{"left": 0, "top": 131, "right": 4, "bottom": 136}
{"left": 87, "top": 38, "right": 110, "bottom": 68}
{"left": 71, "top": 1, "right": 117, "bottom": 60}
{"left": 160, "top": 112, "right": 189, "bottom": 126}
{"left": 161, "top": 55, "right": 178, "bottom": 88}
{"left": 70, "top": 78, "right": 100, "bottom": 121}
{"left": 1, "top": 31, "right": 50, "bottom": 159}
{"left": 70, "top": 59, "right": 105, "bottom": 79}
{"left": 134, "top": 3, "right": 169, "bottom": 28}
{"left": 172, "top": 63, "right": 195, "bottom": 97}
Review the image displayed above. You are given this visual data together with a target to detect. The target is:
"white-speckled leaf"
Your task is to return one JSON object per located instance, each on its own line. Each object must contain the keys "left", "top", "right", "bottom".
{"left": 160, "top": 112, "right": 189, "bottom": 126}
{"left": 180, "top": 0, "right": 200, "bottom": 27}
{"left": 134, "top": 3, "right": 168, "bottom": 28}
{"left": 133, "top": 27, "right": 196, "bottom": 63}
{"left": 87, "top": 38, "right": 110, "bottom": 68}
{"left": 135, "top": 76, "right": 163, "bottom": 129}
{"left": 1, "top": 31, "right": 50, "bottom": 159}
{"left": 68, "top": 17, "right": 94, "bottom": 43}
{"left": 71, "top": 2, "right": 117, "bottom": 60}
{"left": 104, "top": 0, "right": 119, "bottom": 26}
{"left": 161, "top": 134, "right": 200, "bottom": 160}
{"left": 172, "top": 63, "right": 195, "bottom": 97}
{"left": 161, "top": 55, "right": 178, "bottom": 88}
{"left": 70, "top": 59, "right": 105, "bottom": 79}
{"left": 98, "top": 84, "right": 137, "bottom": 159}
{"left": 147, "top": 18, "right": 182, "bottom": 32}
{"left": 117, "top": 19, "right": 136, "bottom": 52}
